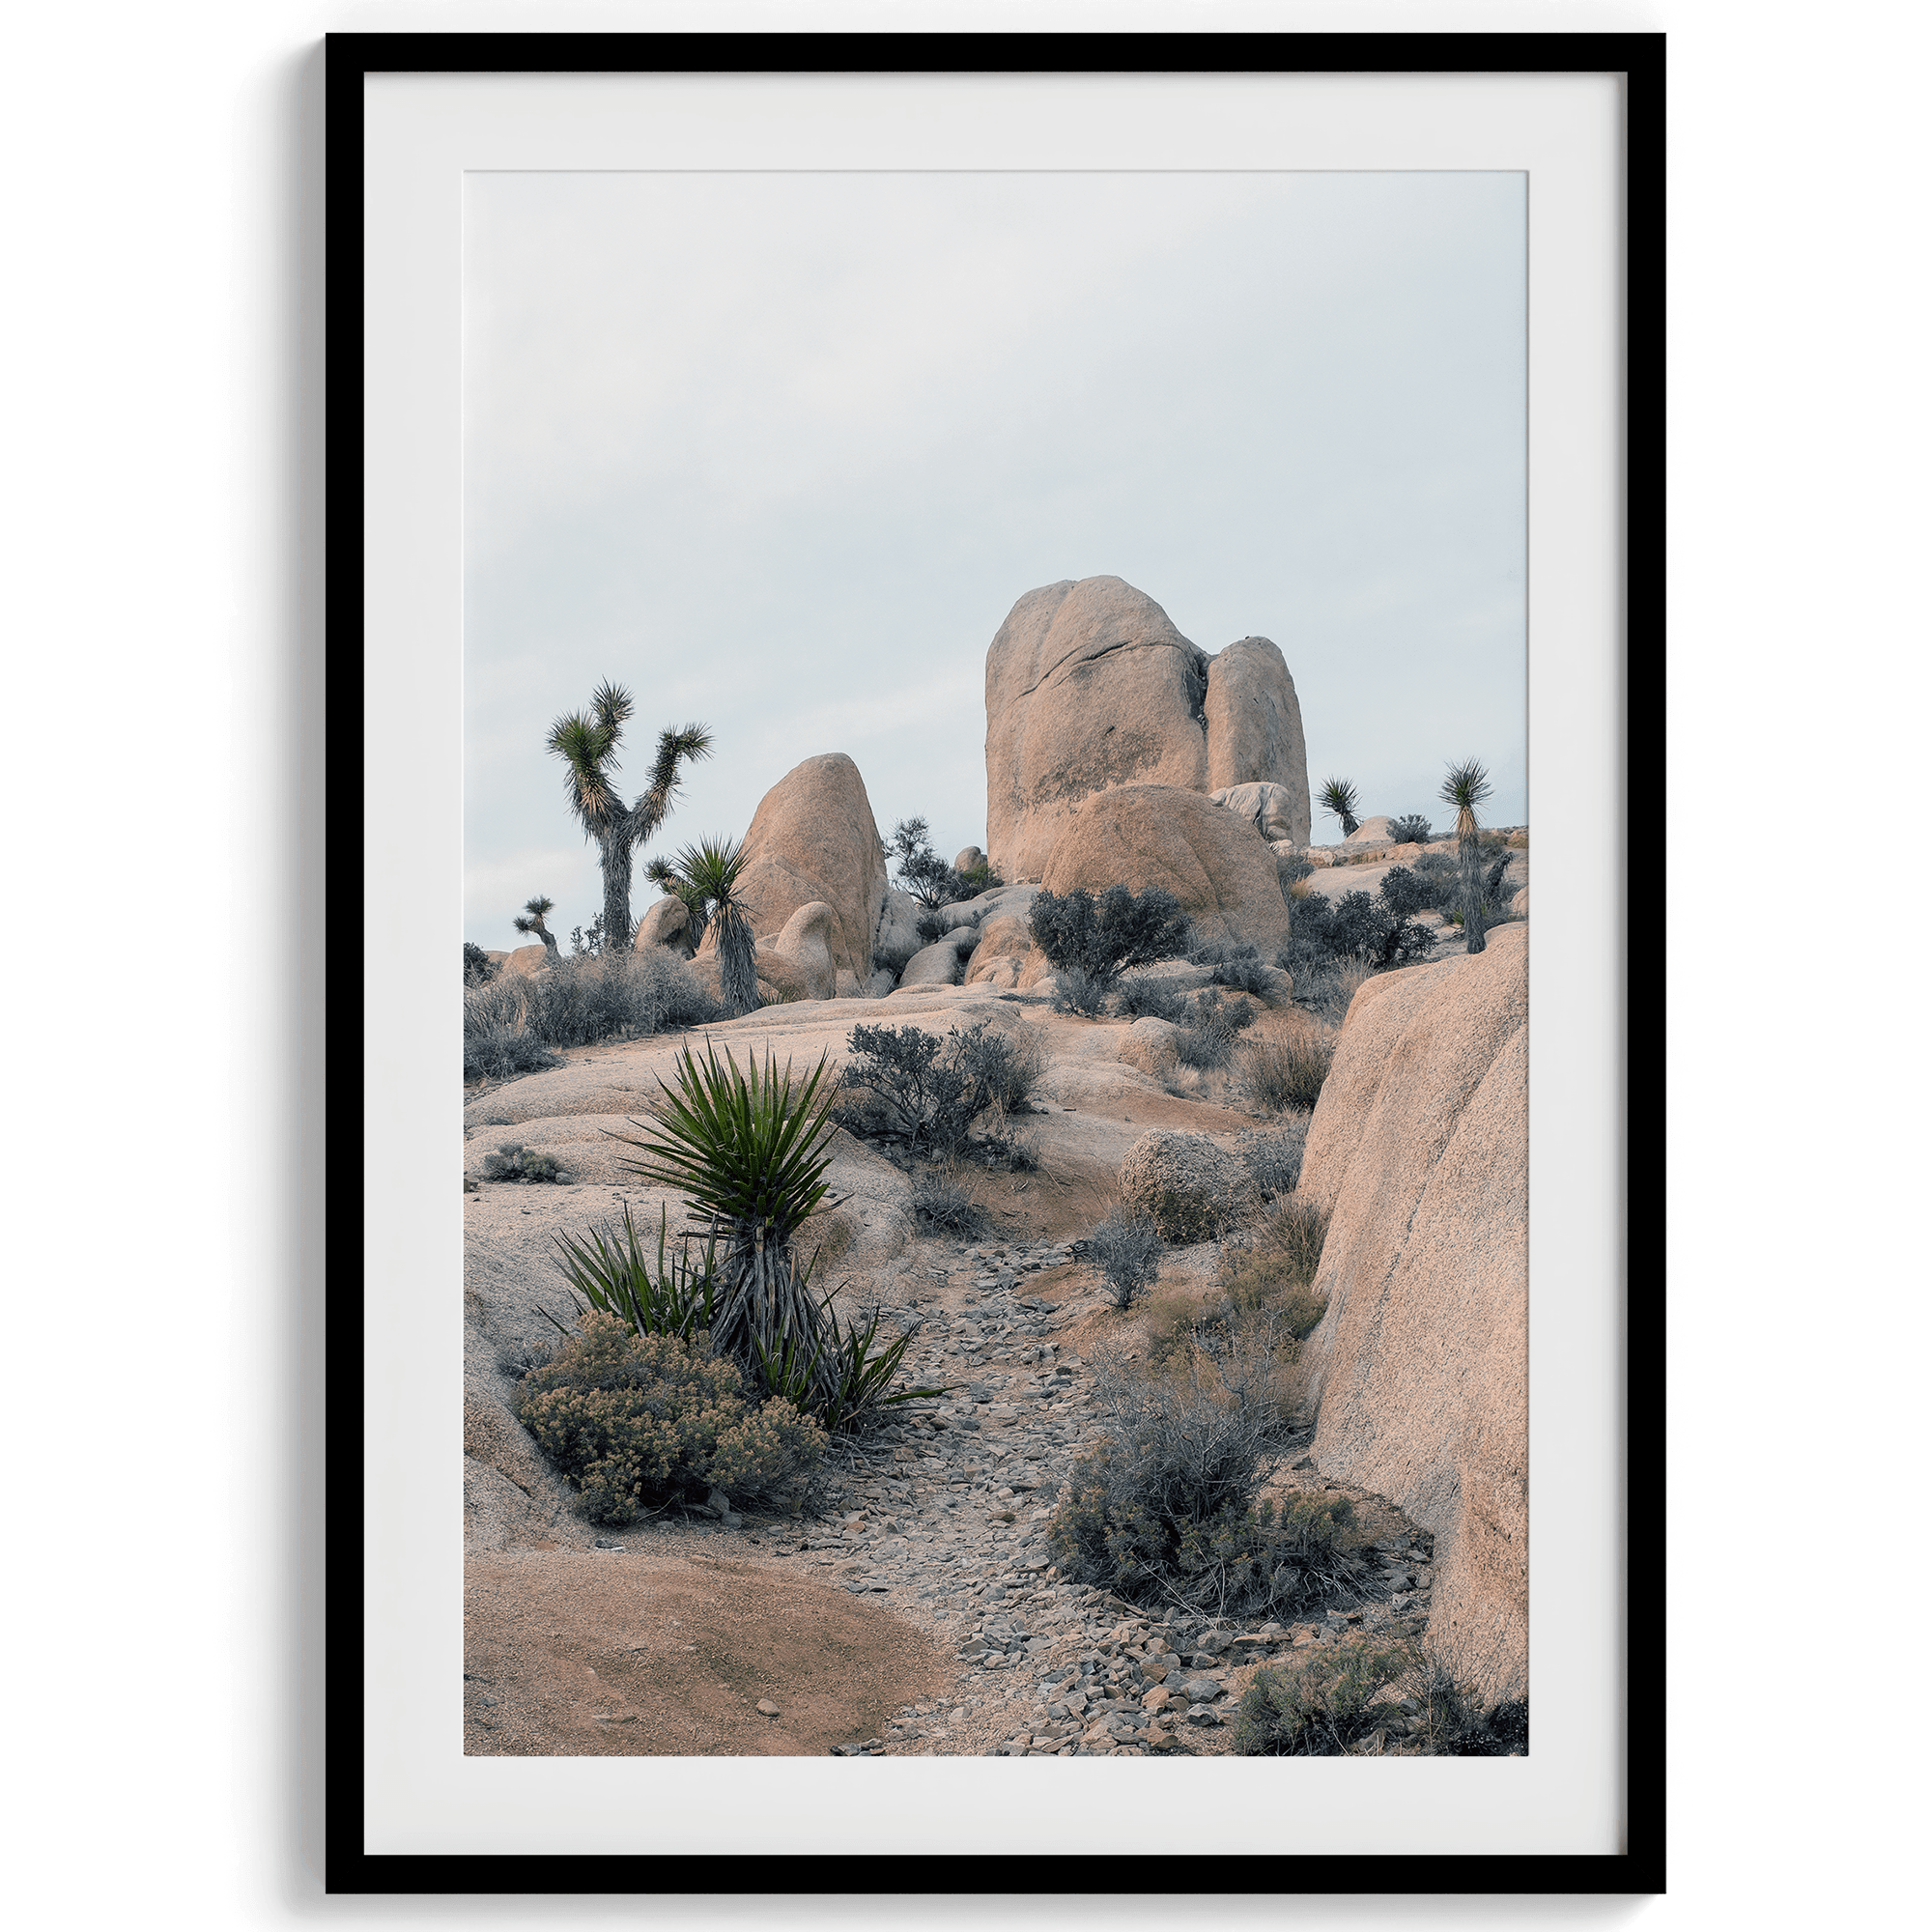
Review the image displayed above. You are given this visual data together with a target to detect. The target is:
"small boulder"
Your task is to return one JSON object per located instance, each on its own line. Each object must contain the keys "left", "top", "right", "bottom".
{"left": 872, "top": 887, "right": 926, "bottom": 975}
{"left": 1117, "top": 1015, "right": 1180, "bottom": 1079}
{"left": 769, "top": 900, "right": 838, "bottom": 1001}
{"left": 962, "top": 911, "right": 1033, "bottom": 986}
{"left": 498, "top": 944, "right": 554, "bottom": 980}
{"left": 1344, "top": 816, "right": 1394, "bottom": 845}
{"left": 1210, "top": 781, "right": 1306, "bottom": 845}
{"left": 1118, "top": 1131, "right": 1253, "bottom": 1243}
{"left": 632, "top": 895, "right": 692, "bottom": 956}
{"left": 898, "top": 933, "right": 972, "bottom": 987}
{"left": 953, "top": 845, "right": 987, "bottom": 874}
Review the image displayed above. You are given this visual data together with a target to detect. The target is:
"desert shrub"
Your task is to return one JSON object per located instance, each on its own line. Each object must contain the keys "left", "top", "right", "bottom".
{"left": 521, "top": 946, "right": 721, "bottom": 1050}
{"left": 1376, "top": 865, "right": 1435, "bottom": 920}
{"left": 1230, "top": 1194, "right": 1331, "bottom": 1297}
{"left": 1173, "top": 988, "right": 1257, "bottom": 1068}
{"left": 1234, "top": 1029, "right": 1334, "bottom": 1110}
{"left": 481, "top": 1142, "right": 567, "bottom": 1184}
{"left": 1046, "top": 1339, "right": 1368, "bottom": 1617}
{"left": 1231, "top": 1634, "right": 1423, "bottom": 1755}
{"left": 913, "top": 910, "right": 950, "bottom": 947}
{"left": 887, "top": 816, "right": 972, "bottom": 910}
{"left": 954, "top": 861, "right": 1005, "bottom": 895}
{"left": 1090, "top": 1207, "right": 1163, "bottom": 1310}
{"left": 1049, "top": 964, "right": 1112, "bottom": 1018}
{"left": 1189, "top": 941, "right": 1273, "bottom": 997}
{"left": 1030, "top": 884, "right": 1191, "bottom": 991}
{"left": 840, "top": 1018, "right": 1041, "bottom": 1154}
{"left": 516, "top": 1313, "right": 826, "bottom": 1523}
{"left": 464, "top": 942, "right": 499, "bottom": 987}
{"left": 1293, "top": 887, "right": 1435, "bottom": 972}
{"left": 1276, "top": 851, "right": 1315, "bottom": 889}
{"left": 911, "top": 1165, "right": 984, "bottom": 1236}
{"left": 1233, "top": 1120, "right": 1310, "bottom": 1198}
{"left": 464, "top": 979, "right": 567, "bottom": 1083}
{"left": 1385, "top": 814, "right": 1433, "bottom": 845}
{"left": 1115, "top": 976, "right": 1192, "bottom": 1024}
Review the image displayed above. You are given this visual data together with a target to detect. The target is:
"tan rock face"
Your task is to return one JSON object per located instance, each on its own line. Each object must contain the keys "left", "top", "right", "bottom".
{"left": 769, "top": 901, "right": 838, "bottom": 1002}
{"left": 1117, "top": 1015, "right": 1181, "bottom": 1079}
{"left": 984, "top": 577, "right": 1211, "bottom": 881}
{"left": 1296, "top": 924, "right": 1527, "bottom": 1710}
{"left": 1203, "top": 639, "right": 1310, "bottom": 838}
{"left": 735, "top": 753, "right": 889, "bottom": 988}
{"left": 1037, "top": 784, "right": 1294, "bottom": 958}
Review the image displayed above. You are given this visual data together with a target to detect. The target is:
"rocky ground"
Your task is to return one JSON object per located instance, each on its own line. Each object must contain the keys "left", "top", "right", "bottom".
{"left": 460, "top": 906, "right": 1522, "bottom": 1759}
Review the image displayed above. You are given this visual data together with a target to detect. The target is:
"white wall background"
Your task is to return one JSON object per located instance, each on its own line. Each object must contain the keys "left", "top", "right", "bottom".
{"left": 3, "top": 0, "right": 1926, "bottom": 1926}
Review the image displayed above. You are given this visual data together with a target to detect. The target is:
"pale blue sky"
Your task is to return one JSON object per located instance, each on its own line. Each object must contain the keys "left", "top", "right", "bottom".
{"left": 465, "top": 170, "right": 1524, "bottom": 948}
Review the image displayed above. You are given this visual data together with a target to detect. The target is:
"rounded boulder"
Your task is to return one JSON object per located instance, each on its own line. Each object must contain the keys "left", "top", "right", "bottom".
{"left": 1118, "top": 1131, "right": 1253, "bottom": 1243}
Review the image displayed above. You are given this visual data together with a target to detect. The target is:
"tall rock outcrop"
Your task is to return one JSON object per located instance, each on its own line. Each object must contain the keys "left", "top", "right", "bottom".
{"left": 984, "top": 577, "right": 1310, "bottom": 879}
{"left": 733, "top": 753, "right": 888, "bottom": 989}
{"left": 1204, "top": 637, "right": 1310, "bottom": 841}
{"left": 985, "top": 578, "right": 1211, "bottom": 882}
{"left": 1295, "top": 924, "right": 1528, "bottom": 1710}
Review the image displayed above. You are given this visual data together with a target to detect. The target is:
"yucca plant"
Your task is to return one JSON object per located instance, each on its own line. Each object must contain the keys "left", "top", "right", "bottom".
{"left": 664, "top": 835, "right": 758, "bottom": 1017}
{"left": 542, "top": 1202, "right": 721, "bottom": 1343}
{"left": 1438, "top": 757, "right": 1496, "bottom": 954}
{"left": 1318, "top": 778, "right": 1361, "bottom": 838}
{"left": 610, "top": 1038, "right": 841, "bottom": 1392}
{"left": 753, "top": 1304, "right": 951, "bottom": 1435}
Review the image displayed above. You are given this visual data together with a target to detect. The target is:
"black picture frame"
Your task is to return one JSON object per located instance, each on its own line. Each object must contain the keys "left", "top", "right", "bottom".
{"left": 327, "top": 27, "right": 1662, "bottom": 1896}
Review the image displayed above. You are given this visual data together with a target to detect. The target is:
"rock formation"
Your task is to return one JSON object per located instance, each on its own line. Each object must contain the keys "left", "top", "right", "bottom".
{"left": 1204, "top": 639, "right": 1310, "bottom": 841}
{"left": 1035, "top": 784, "right": 1294, "bottom": 958}
{"left": 1209, "top": 781, "right": 1306, "bottom": 846}
{"left": 1294, "top": 923, "right": 1528, "bottom": 1710}
{"left": 734, "top": 753, "right": 889, "bottom": 988}
{"left": 632, "top": 895, "right": 693, "bottom": 957}
{"left": 983, "top": 577, "right": 1310, "bottom": 879}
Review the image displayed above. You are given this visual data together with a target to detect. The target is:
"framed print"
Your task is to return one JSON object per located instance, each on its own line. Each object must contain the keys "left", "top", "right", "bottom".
{"left": 333, "top": 30, "right": 1659, "bottom": 1892}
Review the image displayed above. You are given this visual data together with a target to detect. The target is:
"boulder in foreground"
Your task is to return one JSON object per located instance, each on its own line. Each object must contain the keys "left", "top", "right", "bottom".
{"left": 1295, "top": 924, "right": 1527, "bottom": 1710}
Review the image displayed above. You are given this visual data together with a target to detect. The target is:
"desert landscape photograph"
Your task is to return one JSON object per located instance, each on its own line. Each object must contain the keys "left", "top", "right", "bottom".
{"left": 459, "top": 168, "right": 1529, "bottom": 1764}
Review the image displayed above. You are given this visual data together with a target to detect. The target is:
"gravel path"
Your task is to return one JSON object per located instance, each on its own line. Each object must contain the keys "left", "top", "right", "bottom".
{"left": 730, "top": 1235, "right": 1439, "bottom": 1758}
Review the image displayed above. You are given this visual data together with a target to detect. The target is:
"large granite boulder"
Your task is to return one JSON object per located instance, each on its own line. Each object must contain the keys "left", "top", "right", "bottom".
{"left": 1036, "top": 784, "right": 1294, "bottom": 958}
{"left": 1295, "top": 923, "right": 1528, "bottom": 1711}
{"left": 1204, "top": 639, "right": 1309, "bottom": 838}
{"left": 499, "top": 944, "right": 554, "bottom": 980}
{"left": 961, "top": 910, "right": 1034, "bottom": 987}
{"left": 871, "top": 887, "right": 926, "bottom": 976}
{"left": 735, "top": 753, "right": 889, "bottom": 988}
{"left": 984, "top": 577, "right": 1212, "bottom": 881}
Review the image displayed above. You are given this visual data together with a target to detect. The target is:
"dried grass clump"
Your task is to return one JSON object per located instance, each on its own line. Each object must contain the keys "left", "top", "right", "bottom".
{"left": 1235, "top": 1029, "right": 1334, "bottom": 1112}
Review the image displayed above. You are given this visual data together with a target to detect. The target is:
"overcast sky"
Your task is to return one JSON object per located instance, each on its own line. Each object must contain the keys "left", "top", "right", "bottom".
{"left": 464, "top": 170, "right": 1525, "bottom": 950}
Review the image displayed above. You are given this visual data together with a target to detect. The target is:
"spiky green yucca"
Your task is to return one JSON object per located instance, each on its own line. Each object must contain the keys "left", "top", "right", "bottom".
{"left": 665, "top": 835, "right": 757, "bottom": 1017}
{"left": 1438, "top": 758, "right": 1496, "bottom": 954}
{"left": 611, "top": 1038, "right": 840, "bottom": 1386}
{"left": 1318, "top": 778, "right": 1361, "bottom": 838}
{"left": 546, "top": 681, "right": 711, "bottom": 954}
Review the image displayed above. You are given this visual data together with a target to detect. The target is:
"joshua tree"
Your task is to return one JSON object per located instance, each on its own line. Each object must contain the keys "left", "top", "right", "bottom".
{"left": 545, "top": 681, "right": 712, "bottom": 953}
{"left": 668, "top": 835, "right": 759, "bottom": 1016}
{"left": 1438, "top": 757, "right": 1496, "bottom": 954}
{"left": 1318, "top": 778, "right": 1362, "bottom": 838}
{"left": 512, "top": 895, "right": 561, "bottom": 964}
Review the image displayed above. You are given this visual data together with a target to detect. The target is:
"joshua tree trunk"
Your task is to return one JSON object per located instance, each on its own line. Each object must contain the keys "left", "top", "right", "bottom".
{"left": 599, "top": 831, "right": 636, "bottom": 954}
{"left": 1457, "top": 810, "right": 1487, "bottom": 955}
{"left": 717, "top": 906, "right": 759, "bottom": 1016}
